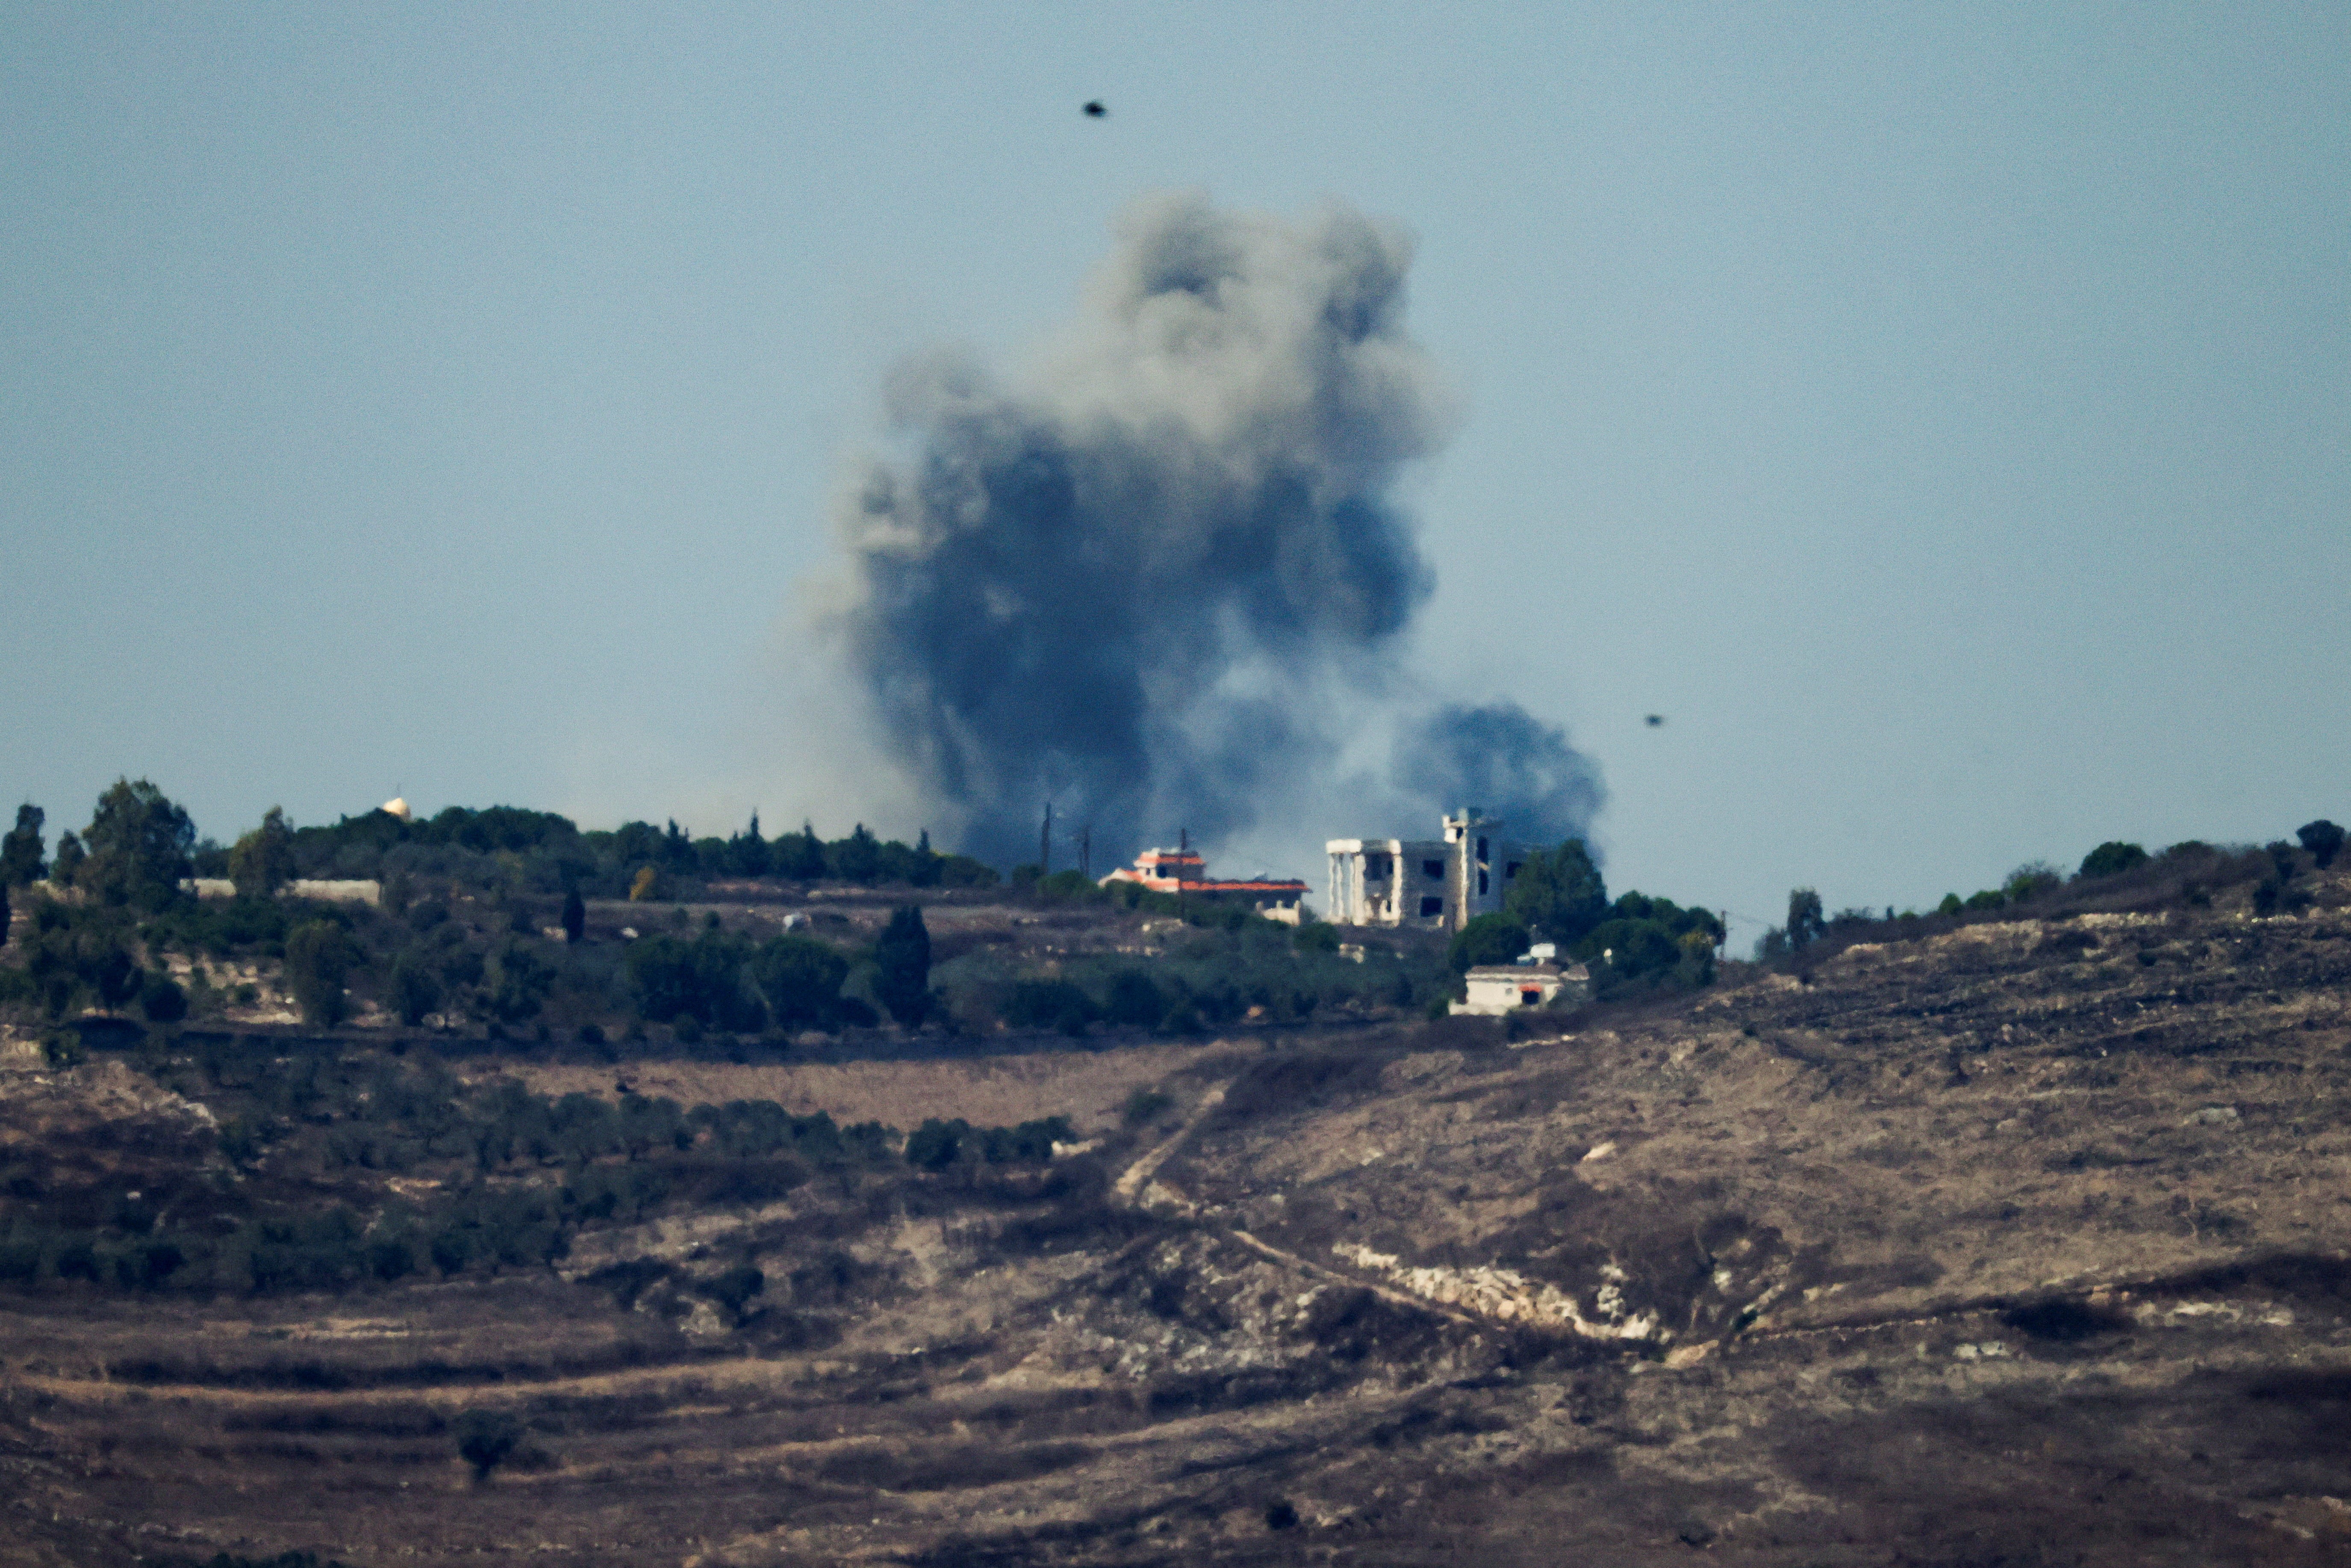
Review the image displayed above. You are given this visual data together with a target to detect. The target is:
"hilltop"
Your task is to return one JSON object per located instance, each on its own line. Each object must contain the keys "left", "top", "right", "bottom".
{"left": 0, "top": 833, "right": 2348, "bottom": 1563}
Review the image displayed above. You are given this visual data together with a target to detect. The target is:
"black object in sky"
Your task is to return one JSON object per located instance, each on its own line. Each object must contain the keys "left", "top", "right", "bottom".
{"left": 1083, "top": 100, "right": 1106, "bottom": 117}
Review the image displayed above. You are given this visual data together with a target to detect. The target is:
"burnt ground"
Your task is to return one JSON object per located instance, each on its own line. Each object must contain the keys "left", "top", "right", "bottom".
{"left": 4, "top": 871, "right": 2351, "bottom": 1565}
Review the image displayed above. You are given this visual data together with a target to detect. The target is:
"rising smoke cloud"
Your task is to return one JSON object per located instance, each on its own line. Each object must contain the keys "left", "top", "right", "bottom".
{"left": 827, "top": 192, "right": 1602, "bottom": 867}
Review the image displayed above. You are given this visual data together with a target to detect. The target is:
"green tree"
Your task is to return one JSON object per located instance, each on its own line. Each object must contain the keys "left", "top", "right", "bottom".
{"left": 1785, "top": 889, "right": 1827, "bottom": 949}
{"left": 0, "top": 804, "right": 43, "bottom": 885}
{"left": 50, "top": 831, "right": 85, "bottom": 887}
{"left": 2298, "top": 819, "right": 2345, "bottom": 870}
{"left": 745, "top": 934, "right": 849, "bottom": 1030}
{"left": 454, "top": 1409, "right": 523, "bottom": 1480}
{"left": 1449, "top": 911, "right": 1530, "bottom": 972}
{"left": 2003, "top": 862, "right": 2062, "bottom": 903}
{"left": 1675, "top": 928, "right": 1718, "bottom": 988}
{"left": 872, "top": 905, "right": 931, "bottom": 1026}
{"left": 138, "top": 972, "right": 187, "bottom": 1023}
{"left": 771, "top": 822, "right": 826, "bottom": 880}
{"left": 659, "top": 819, "right": 695, "bottom": 871}
{"left": 485, "top": 940, "right": 554, "bottom": 1023}
{"left": 389, "top": 947, "right": 443, "bottom": 1026}
{"left": 1004, "top": 979, "right": 1097, "bottom": 1034}
{"left": 2078, "top": 841, "right": 2148, "bottom": 879}
{"left": 1583, "top": 917, "right": 1681, "bottom": 980}
{"left": 1503, "top": 838, "right": 1608, "bottom": 944}
{"left": 627, "top": 928, "right": 757, "bottom": 1028}
{"left": 285, "top": 920, "right": 354, "bottom": 1027}
{"left": 19, "top": 907, "right": 138, "bottom": 1015}
{"left": 1103, "top": 970, "right": 1167, "bottom": 1028}
{"left": 77, "top": 779, "right": 196, "bottom": 911}
{"left": 229, "top": 806, "right": 298, "bottom": 898}
{"left": 727, "top": 813, "right": 771, "bottom": 878}
{"left": 906, "top": 1117, "right": 967, "bottom": 1168}
{"left": 828, "top": 824, "right": 882, "bottom": 884}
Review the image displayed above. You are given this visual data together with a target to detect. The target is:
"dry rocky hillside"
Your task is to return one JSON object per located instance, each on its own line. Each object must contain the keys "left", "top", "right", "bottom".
{"left": 3, "top": 864, "right": 2350, "bottom": 1565}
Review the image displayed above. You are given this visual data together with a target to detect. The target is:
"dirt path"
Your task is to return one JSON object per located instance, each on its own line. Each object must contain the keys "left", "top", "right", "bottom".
{"left": 1111, "top": 1080, "right": 1229, "bottom": 1203}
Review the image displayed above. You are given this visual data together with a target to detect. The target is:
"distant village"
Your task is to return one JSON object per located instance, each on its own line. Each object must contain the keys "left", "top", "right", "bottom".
{"left": 1104, "top": 807, "right": 1585, "bottom": 1018}
{"left": 167, "top": 798, "right": 1590, "bottom": 1023}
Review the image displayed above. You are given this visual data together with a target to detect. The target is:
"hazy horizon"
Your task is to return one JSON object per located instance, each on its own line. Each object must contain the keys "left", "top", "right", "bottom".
{"left": 5, "top": 3, "right": 2344, "bottom": 945}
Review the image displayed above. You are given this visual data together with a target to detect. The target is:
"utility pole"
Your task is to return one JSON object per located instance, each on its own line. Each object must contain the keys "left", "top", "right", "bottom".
{"left": 1179, "top": 826, "right": 1187, "bottom": 853}
{"left": 1079, "top": 823, "right": 1091, "bottom": 879}
{"left": 1040, "top": 803, "right": 1052, "bottom": 876}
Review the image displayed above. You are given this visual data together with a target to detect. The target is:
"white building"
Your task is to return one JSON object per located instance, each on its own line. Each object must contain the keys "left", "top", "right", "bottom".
{"left": 1325, "top": 810, "right": 1536, "bottom": 933}
{"left": 1450, "top": 941, "right": 1591, "bottom": 1015}
{"left": 181, "top": 878, "right": 381, "bottom": 905}
{"left": 1450, "top": 958, "right": 1591, "bottom": 1016}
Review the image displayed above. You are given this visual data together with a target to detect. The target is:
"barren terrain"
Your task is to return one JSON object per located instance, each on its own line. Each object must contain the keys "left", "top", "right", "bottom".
{"left": 506, "top": 1042, "right": 1234, "bottom": 1137}
{"left": 5, "top": 869, "right": 2350, "bottom": 1565}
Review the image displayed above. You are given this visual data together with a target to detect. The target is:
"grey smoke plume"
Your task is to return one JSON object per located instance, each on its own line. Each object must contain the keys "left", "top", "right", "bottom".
{"left": 1398, "top": 703, "right": 1606, "bottom": 846}
{"left": 831, "top": 192, "right": 1602, "bottom": 866}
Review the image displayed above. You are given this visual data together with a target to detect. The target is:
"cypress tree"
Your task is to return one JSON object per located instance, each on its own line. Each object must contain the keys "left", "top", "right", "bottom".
{"left": 873, "top": 905, "right": 931, "bottom": 1026}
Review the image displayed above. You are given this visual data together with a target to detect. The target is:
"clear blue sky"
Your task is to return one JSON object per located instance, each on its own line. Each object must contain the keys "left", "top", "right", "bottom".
{"left": 3, "top": 2, "right": 2344, "bottom": 944}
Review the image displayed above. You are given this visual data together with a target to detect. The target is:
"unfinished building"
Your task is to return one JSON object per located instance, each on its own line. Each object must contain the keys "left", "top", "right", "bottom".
{"left": 1325, "top": 809, "right": 1534, "bottom": 933}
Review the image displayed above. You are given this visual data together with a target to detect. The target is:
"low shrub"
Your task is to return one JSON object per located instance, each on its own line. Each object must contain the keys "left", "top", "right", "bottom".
{"left": 454, "top": 1408, "right": 523, "bottom": 1480}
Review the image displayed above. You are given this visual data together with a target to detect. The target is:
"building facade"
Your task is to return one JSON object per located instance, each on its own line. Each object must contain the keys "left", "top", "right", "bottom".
{"left": 1450, "top": 958, "right": 1591, "bottom": 1016}
{"left": 1325, "top": 810, "right": 1536, "bottom": 933}
{"left": 1099, "top": 847, "right": 1309, "bottom": 924}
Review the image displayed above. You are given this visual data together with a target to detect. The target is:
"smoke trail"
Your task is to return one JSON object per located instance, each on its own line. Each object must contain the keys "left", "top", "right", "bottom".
{"left": 828, "top": 192, "right": 1601, "bottom": 865}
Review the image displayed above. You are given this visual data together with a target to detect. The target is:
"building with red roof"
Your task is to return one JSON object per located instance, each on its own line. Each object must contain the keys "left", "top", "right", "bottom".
{"left": 1100, "top": 846, "right": 1308, "bottom": 924}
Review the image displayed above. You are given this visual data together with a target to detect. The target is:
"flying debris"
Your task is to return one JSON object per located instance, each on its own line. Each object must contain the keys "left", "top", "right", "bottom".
{"left": 1082, "top": 100, "right": 1107, "bottom": 117}
{"left": 1644, "top": 714, "right": 1665, "bottom": 728}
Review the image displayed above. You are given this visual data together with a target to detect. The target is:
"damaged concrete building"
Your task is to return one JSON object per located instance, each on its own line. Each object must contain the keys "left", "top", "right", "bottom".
{"left": 1325, "top": 809, "right": 1535, "bottom": 933}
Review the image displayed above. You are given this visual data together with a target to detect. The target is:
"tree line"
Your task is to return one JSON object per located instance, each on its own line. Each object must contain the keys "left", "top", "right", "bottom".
{"left": 1753, "top": 818, "right": 2345, "bottom": 961}
{"left": 1442, "top": 837, "right": 1724, "bottom": 998}
{"left": 0, "top": 785, "right": 999, "bottom": 911}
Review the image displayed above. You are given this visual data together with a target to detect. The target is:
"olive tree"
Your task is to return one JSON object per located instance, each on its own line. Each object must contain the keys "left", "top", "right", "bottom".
{"left": 76, "top": 779, "right": 195, "bottom": 910}
{"left": 1785, "top": 889, "right": 1827, "bottom": 949}
{"left": 229, "top": 806, "right": 298, "bottom": 898}
{"left": 454, "top": 1409, "right": 522, "bottom": 1480}
{"left": 285, "top": 920, "right": 354, "bottom": 1028}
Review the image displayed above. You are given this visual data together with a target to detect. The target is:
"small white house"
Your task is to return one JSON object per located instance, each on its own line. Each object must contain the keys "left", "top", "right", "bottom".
{"left": 1450, "top": 958, "right": 1591, "bottom": 1017}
